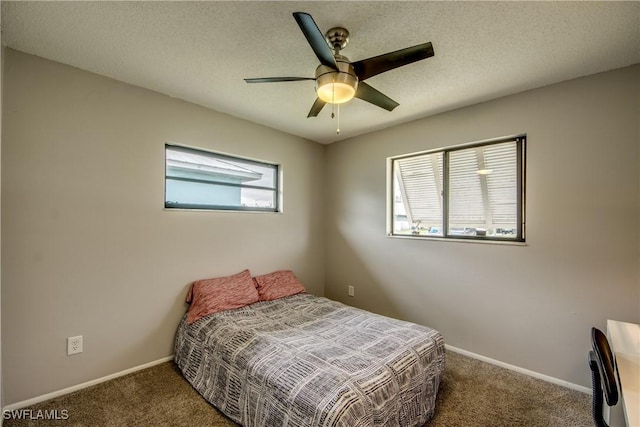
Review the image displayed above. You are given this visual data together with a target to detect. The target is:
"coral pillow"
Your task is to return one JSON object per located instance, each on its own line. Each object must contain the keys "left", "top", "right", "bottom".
{"left": 253, "top": 270, "right": 306, "bottom": 301}
{"left": 185, "top": 269, "right": 259, "bottom": 324}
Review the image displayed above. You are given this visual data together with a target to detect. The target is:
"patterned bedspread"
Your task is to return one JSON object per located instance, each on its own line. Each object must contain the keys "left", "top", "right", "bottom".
{"left": 174, "top": 293, "right": 445, "bottom": 427}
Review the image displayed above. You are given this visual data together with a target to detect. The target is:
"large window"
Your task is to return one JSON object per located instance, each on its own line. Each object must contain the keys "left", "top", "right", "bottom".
{"left": 165, "top": 144, "right": 280, "bottom": 212}
{"left": 389, "top": 135, "right": 525, "bottom": 242}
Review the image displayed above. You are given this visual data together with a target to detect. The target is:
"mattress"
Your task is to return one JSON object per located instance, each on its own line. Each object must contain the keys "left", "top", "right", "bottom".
{"left": 175, "top": 293, "right": 445, "bottom": 427}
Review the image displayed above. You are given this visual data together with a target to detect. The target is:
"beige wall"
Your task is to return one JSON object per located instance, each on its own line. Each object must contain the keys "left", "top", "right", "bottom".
{"left": 1, "top": 49, "right": 325, "bottom": 404}
{"left": 324, "top": 64, "right": 640, "bottom": 388}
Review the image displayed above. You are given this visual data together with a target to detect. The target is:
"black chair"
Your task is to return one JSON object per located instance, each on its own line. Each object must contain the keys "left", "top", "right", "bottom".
{"left": 588, "top": 327, "right": 619, "bottom": 427}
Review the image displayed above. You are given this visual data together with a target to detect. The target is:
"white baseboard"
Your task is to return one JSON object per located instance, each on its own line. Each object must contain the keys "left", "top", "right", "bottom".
{"left": 445, "top": 344, "right": 591, "bottom": 395}
{"left": 4, "top": 346, "right": 591, "bottom": 412}
{"left": 2, "top": 355, "right": 175, "bottom": 412}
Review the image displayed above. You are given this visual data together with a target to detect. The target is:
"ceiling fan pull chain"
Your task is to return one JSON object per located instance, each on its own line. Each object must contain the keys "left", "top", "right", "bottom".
{"left": 331, "top": 79, "right": 336, "bottom": 119}
{"left": 332, "top": 77, "right": 336, "bottom": 119}
{"left": 327, "top": 77, "right": 339, "bottom": 134}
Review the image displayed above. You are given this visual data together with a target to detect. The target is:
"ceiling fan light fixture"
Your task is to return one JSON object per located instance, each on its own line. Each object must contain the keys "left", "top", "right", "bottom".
{"left": 317, "top": 77, "right": 357, "bottom": 104}
{"left": 315, "top": 61, "right": 358, "bottom": 104}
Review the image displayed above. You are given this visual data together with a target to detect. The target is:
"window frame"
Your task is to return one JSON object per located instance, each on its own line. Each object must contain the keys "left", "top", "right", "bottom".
{"left": 164, "top": 144, "right": 281, "bottom": 213}
{"left": 388, "top": 135, "right": 526, "bottom": 243}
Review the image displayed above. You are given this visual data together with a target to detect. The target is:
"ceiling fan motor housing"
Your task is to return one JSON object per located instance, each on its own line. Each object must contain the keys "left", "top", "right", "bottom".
{"left": 315, "top": 56, "right": 358, "bottom": 104}
{"left": 325, "top": 27, "right": 350, "bottom": 51}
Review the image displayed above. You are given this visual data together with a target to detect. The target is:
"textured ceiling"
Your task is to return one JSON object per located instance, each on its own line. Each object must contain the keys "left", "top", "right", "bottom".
{"left": 2, "top": 1, "right": 639, "bottom": 144}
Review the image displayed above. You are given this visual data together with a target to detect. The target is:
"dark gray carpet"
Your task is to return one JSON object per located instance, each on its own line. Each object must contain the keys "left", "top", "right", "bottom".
{"left": 4, "top": 350, "right": 592, "bottom": 426}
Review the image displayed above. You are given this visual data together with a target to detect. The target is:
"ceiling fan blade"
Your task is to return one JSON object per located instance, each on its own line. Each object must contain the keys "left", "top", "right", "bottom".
{"left": 352, "top": 42, "right": 434, "bottom": 81}
{"left": 244, "top": 77, "right": 315, "bottom": 83}
{"left": 307, "top": 98, "right": 327, "bottom": 118}
{"left": 293, "top": 12, "right": 338, "bottom": 69}
{"left": 355, "top": 82, "right": 399, "bottom": 112}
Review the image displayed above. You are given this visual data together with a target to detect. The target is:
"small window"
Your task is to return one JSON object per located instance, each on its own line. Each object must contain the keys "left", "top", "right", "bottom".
{"left": 389, "top": 135, "right": 525, "bottom": 242}
{"left": 165, "top": 144, "right": 280, "bottom": 212}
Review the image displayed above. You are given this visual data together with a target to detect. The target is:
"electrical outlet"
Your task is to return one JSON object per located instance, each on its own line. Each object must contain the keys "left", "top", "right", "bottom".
{"left": 67, "top": 335, "right": 83, "bottom": 356}
{"left": 348, "top": 285, "right": 355, "bottom": 297}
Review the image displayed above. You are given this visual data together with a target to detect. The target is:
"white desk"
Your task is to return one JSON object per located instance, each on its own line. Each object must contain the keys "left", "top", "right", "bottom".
{"left": 607, "top": 320, "right": 640, "bottom": 427}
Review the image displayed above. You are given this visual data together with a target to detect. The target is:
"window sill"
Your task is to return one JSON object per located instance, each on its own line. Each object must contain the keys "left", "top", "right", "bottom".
{"left": 163, "top": 208, "right": 283, "bottom": 214}
{"left": 386, "top": 234, "right": 527, "bottom": 246}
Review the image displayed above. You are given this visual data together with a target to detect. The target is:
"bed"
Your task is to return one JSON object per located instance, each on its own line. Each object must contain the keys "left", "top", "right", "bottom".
{"left": 174, "top": 275, "right": 445, "bottom": 427}
{"left": 175, "top": 270, "right": 445, "bottom": 427}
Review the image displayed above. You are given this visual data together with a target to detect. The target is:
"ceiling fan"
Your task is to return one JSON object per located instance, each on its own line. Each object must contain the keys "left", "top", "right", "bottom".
{"left": 245, "top": 12, "right": 435, "bottom": 118}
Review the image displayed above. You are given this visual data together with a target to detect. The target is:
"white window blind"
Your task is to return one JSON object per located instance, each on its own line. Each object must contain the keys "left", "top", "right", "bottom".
{"left": 484, "top": 142, "right": 518, "bottom": 229}
{"left": 448, "top": 141, "right": 518, "bottom": 233}
{"left": 448, "top": 148, "right": 485, "bottom": 229}
{"left": 394, "top": 153, "right": 443, "bottom": 228}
